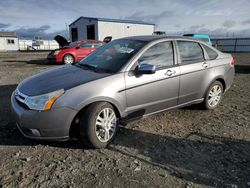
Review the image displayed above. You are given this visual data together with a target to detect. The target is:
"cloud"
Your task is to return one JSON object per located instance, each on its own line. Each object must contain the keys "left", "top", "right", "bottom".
{"left": 1, "top": 0, "right": 250, "bottom": 38}
{"left": 189, "top": 24, "right": 206, "bottom": 31}
{"left": 168, "top": 26, "right": 250, "bottom": 38}
{"left": 242, "top": 19, "right": 250, "bottom": 25}
{"left": 0, "top": 23, "right": 10, "bottom": 29}
{"left": 125, "top": 10, "right": 175, "bottom": 24}
{"left": 2, "top": 25, "right": 68, "bottom": 40}
{"left": 14, "top": 25, "right": 51, "bottom": 39}
{"left": 222, "top": 20, "right": 236, "bottom": 28}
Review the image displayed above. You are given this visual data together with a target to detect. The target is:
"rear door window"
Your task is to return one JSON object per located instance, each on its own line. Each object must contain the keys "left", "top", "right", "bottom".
{"left": 202, "top": 45, "right": 218, "bottom": 60}
{"left": 177, "top": 41, "right": 204, "bottom": 64}
{"left": 80, "top": 42, "right": 93, "bottom": 48}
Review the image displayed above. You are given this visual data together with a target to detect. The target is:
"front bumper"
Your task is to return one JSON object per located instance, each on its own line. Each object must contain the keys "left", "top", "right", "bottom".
{"left": 11, "top": 92, "right": 78, "bottom": 141}
{"left": 47, "top": 57, "right": 56, "bottom": 61}
{"left": 47, "top": 53, "right": 61, "bottom": 63}
{"left": 47, "top": 55, "right": 57, "bottom": 62}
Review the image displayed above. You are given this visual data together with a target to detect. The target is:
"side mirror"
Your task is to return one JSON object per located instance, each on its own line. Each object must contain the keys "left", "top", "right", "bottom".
{"left": 75, "top": 46, "right": 80, "bottom": 49}
{"left": 135, "top": 63, "right": 156, "bottom": 74}
{"left": 103, "top": 36, "right": 112, "bottom": 43}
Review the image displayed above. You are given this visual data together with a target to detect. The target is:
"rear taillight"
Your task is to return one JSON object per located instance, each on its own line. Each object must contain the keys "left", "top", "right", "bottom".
{"left": 230, "top": 58, "right": 235, "bottom": 66}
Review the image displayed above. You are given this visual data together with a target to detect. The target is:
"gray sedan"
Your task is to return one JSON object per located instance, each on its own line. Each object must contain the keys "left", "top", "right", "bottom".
{"left": 11, "top": 36, "right": 235, "bottom": 148}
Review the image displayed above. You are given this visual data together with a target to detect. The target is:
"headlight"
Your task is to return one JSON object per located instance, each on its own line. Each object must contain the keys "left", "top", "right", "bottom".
{"left": 24, "top": 89, "right": 64, "bottom": 111}
{"left": 54, "top": 50, "right": 61, "bottom": 55}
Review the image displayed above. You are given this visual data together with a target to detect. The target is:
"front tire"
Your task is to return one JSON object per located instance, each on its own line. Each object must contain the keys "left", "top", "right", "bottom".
{"left": 80, "top": 102, "right": 119, "bottom": 149}
{"left": 63, "top": 54, "right": 75, "bottom": 64}
{"left": 202, "top": 81, "right": 223, "bottom": 110}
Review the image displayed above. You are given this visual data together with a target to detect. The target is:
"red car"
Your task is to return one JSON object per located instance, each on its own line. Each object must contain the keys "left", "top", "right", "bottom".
{"left": 47, "top": 35, "right": 105, "bottom": 64}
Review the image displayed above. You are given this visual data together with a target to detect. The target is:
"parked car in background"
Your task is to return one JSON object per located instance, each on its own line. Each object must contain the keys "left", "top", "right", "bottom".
{"left": 153, "top": 31, "right": 166, "bottom": 35}
{"left": 183, "top": 34, "right": 212, "bottom": 45}
{"left": 12, "top": 36, "right": 234, "bottom": 149}
{"left": 47, "top": 35, "right": 104, "bottom": 64}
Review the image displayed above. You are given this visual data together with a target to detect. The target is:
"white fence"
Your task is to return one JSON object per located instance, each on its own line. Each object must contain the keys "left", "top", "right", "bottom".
{"left": 18, "top": 40, "right": 32, "bottom": 50}
{"left": 18, "top": 40, "right": 59, "bottom": 51}
{"left": 211, "top": 38, "right": 250, "bottom": 52}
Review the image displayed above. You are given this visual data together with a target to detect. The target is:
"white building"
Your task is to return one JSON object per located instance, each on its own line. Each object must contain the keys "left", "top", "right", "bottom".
{"left": 0, "top": 32, "right": 19, "bottom": 51}
{"left": 69, "top": 17, "right": 155, "bottom": 42}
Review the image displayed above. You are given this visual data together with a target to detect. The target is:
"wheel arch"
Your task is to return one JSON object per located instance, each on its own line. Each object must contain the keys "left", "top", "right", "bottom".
{"left": 78, "top": 100, "right": 122, "bottom": 118}
{"left": 215, "top": 78, "right": 226, "bottom": 91}
{"left": 69, "top": 100, "right": 122, "bottom": 139}
{"left": 204, "top": 76, "right": 226, "bottom": 98}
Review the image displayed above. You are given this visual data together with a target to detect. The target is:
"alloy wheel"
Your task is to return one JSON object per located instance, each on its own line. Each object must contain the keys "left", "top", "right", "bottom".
{"left": 64, "top": 55, "right": 74, "bottom": 64}
{"left": 208, "top": 85, "right": 222, "bottom": 107}
{"left": 95, "top": 108, "right": 117, "bottom": 142}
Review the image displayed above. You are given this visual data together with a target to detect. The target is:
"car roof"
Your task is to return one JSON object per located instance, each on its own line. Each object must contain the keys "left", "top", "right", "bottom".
{"left": 122, "top": 35, "right": 202, "bottom": 42}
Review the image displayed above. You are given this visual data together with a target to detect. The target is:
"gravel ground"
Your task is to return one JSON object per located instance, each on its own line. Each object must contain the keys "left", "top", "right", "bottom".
{"left": 0, "top": 52, "right": 249, "bottom": 188}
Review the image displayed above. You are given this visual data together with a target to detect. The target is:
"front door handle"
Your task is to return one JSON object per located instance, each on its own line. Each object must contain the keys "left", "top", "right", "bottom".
{"left": 165, "top": 70, "right": 176, "bottom": 76}
{"left": 202, "top": 62, "right": 209, "bottom": 68}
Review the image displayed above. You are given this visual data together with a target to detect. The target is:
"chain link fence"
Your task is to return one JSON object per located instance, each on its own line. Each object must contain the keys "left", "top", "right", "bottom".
{"left": 211, "top": 38, "right": 250, "bottom": 52}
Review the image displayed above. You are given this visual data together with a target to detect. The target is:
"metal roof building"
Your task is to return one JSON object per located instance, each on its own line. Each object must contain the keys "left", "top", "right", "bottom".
{"left": 69, "top": 17, "right": 155, "bottom": 42}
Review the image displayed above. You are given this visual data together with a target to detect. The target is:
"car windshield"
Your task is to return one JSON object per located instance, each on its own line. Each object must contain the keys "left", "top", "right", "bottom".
{"left": 77, "top": 39, "right": 147, "bottom": 73}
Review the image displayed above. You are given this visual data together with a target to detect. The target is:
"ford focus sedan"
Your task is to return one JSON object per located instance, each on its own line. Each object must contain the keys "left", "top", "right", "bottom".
{"left": 11, "top": 36, "right": 235, "bottom": 148}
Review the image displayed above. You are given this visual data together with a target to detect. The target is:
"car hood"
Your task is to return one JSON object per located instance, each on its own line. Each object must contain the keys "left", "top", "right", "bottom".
{"left": 54, "top": 35, "right": 70, "bottom": 47}
{"left": 18, "top": 65, "right": 111, "bottom": 96}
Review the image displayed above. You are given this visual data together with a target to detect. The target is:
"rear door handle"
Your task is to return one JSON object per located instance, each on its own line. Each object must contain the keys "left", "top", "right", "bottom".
{"left": 202, "top": 62, "right": 209, "bottom": 68}
{"left": 165, "top": 70, "right": 176, "bottom": 76}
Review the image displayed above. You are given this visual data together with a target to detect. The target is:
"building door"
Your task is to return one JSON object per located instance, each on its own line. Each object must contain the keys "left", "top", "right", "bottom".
{"left": 71, "top": 28, "right": 78, "bottom": 42}
{"left": 87, "top": 25, "right": 95, "bottom": 40}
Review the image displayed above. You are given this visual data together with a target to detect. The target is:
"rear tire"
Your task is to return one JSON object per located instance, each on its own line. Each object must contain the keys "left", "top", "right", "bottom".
{"left": 63, "top": 54, "right": 75, "bottom": 64}
{"left": 79, "top": 102, "right": 119, "bottom": 149}
{"left": 202, "top": 81, "right": 223, "bottom": 110}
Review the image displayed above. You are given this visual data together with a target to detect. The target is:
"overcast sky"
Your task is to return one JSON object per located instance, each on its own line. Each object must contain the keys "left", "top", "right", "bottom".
{"left": 0, "top": 0, "right": 250, "bottom": 39}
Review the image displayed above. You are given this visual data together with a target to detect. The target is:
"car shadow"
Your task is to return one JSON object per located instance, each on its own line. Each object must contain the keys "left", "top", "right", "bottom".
{"left": 1, "top": 84, "right": 249, "bottom": 187}
{"left": 5, "top": 59, "right": 61, "bottom": 65}
{"left": 110, "top": 127, "right": 250, "bottom": 187}
{"left": 235, "top": 65, "right": 250, "bottom": 74}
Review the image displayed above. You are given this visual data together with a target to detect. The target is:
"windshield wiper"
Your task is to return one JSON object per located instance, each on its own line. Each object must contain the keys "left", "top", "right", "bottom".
{"left": 75, "top": 63, "right": 113, "bottom": 73}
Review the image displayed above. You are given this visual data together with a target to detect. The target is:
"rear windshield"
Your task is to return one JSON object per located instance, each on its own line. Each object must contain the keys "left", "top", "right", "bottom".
{"left": 69, "top": 41, "right": 80, "bottom": 47}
